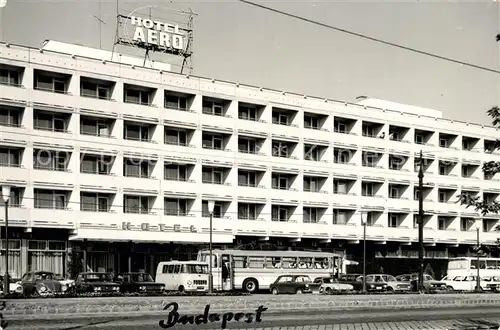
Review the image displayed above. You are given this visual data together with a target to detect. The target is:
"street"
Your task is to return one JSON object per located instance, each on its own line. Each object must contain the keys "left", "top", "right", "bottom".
{"left": 8, "top": 306, "right": 500, "bottom": 330}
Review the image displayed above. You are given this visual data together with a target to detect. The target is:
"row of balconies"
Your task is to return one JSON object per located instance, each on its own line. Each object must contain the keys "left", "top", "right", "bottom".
{"left": 2, "top": 187, "right": 498, "bottom": 231}
{"left": 1, "top": 65, "right": 499, "bottom": 156}
{"left": 0, "top": 140, "right": 492, "bottom": 179}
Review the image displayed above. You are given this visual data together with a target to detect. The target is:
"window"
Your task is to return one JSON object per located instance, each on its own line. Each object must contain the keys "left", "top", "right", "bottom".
{"left": 304, "top": 116, "right": 319, "bottom": 129}
{"left": 333, "top": 210, "right": 347, "bottom": 224}
{"left": 462, "top": 166, "right": 470, "bottom": 177}
{"left": 460, "top": 218, "right": 469, "bottom": 231}
{"left": 272, "top": 112, "right": 289, "bottom": 125}
{"left": 415, "top": 134, "right": 424, "bottom": 144}
{"left": 202, "top": 201, "right": 222, "bottom": 218}
{"left": 304, "top": 177, "right": 319, "bottom": 192}
{"left": 80, "top": 193, "right": 109, "bottom": 212}
{"left": 362, "top": 183, "right": 374, "bottom": 197}
{"left": 439, "top": 138, "right": 447, "bottom": 148}
{"left": 35, "top": 74, "right": 67, "bottom": 93}
{"left": 304, "top": 145, "right": 320, "bottom": 161}
{"left": 439, "top": 165, "right": 447, "bottom": 175}
{"left": 303, "top": 207, "right": 318, "bottom": 223}
{"left": 34, "top": 189, "right": 66, "bottom": 209}
{"left": 238, "top": 138, "right": 257, "bottom": 154}
{"left": 335, "top": 150, "right": 349, "bottom": 164}
{"left": 33, "top": 150, "right": 68, "bottom": 171}
{"left": 238, "top": 203, "right": 257, "bottom": 220}
{"left": 389, "top": 157, "right": 402, "bottom": 170}
{"left": 165, "top": 129, "right": 187, "bottom": 146}
{"left": 238, "top": 171, "right": 256, "bottom": 187}
{"left": 124, "top": 124, "right": 149, "bottom": 141}
{"left": 34, "top": 112, "right": 67, "bottom": 132}
{"left": 165, "top": 94, "right": 188, "bottom": 110}
{"left": 389, "top": 215, "right": 398, "bottom": 227}
{"left": 439, "top": 191, "right": 446, "bottom": 203}
{"left": 202, "top": 167, "right": 223, "bottom": 184}
{"left": 80, "top": 117, "right": 110, "bottom": 136}
{"left": 125, "top": 89, "right": 151, "bottom": 105}
{"left": 81, "top": 81, "right": 110, "bottom": 100}
{"left": 124, "top": 159, "right": 150, "bottom": 178}
{"left": 333, "top": 180, "right": 348, "bottom": 194}
{"left": 202, "top": 134, "right": 223, "bottom": 150}
{"left": 272, "top": 175, "right": 289, "bottom": 189}
{"left": 463, "top": 140, "right": 471, "bottom": 151}
{"left": 80, "top": 155, "right": 110, "bottom": 175}
{"left": 362, "top": 125, "right": 374, "bottom": 137}
{"left": 123, "top": 196, "right": 149, "bottom": 214}
{"left": 202, "top": 101, "right": 224, "bottom": 116}
{"left": 272, "top": 206, "right": 288, "bottom": 221}
{"left": 0, "top": 107, "right": 20, "bottom": 127}
{"left": 272, "top": 142, "right": 289, "bottom": 157}
{"left": 334, "top": 121, "right": 347, "bottom": 133}
{"left": 164, "top": 164, "right": 187, "bottom": 181}
{"left": 0, "top": 68, "right": 20, "bottom": 86}
{"left": 0, "top": 148, "right": 20, "bottom": 167}
{"left": 164, "top": 199, "right": 187, "bottom": 216}
{"left": 438, "top": 218, "right": 446, "bottom": 230}
{"left": 414, "top": 189, "right": 420, "bottom": 200}
{"left": 389, "top": 187, "right": 399, "bottom": 199}
{"left": 239, "top": 106, "right": 256, "bottom": 120}
{"left": 389, "top": 132, "right": 400, "bottom": 141}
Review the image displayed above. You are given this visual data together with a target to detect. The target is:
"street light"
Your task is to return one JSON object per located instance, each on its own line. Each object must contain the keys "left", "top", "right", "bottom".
{"left": 0, "top": 185, "right": 11, "bottom": 295}
{"left": 473, "top": 218, "right": 481, "bottom": 292}
{"left": 361, "top": 211, "right": 367, "bottom": 294}
{"left": 207, "top": 200, "right": 215, "bottom": 294}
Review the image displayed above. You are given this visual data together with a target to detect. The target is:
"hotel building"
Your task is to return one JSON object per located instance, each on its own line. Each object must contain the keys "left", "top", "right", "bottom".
{"left": 0, "top": 40, "right": 499, "bottom": 278}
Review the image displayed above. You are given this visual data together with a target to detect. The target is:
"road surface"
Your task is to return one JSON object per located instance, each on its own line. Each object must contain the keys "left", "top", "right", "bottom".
{"left": 8, "top": 306, "right": 500, "bottom": 330}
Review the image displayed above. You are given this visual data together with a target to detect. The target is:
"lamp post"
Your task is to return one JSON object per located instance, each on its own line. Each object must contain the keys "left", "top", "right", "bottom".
{"left": 361, "top": 212, "right": 367, "bottom": 294}
{"left": 207, "top": 200, "right": 215, "bottom": 294}
{"left": 474, "top": 219, "right": 481, "bottom": 292}
{"left": 1, "top": 185, "right": 11, "bottom": 295}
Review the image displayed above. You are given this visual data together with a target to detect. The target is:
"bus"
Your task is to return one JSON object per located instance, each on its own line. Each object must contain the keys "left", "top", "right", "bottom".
{"left": 447, "top": 257, "right": 500, "bottom": 278}
{"left": 155, "top": 260, "right": 209, "bottom": 293}
{"left": 196, "top": 249, "right": 343, "bottom": 293}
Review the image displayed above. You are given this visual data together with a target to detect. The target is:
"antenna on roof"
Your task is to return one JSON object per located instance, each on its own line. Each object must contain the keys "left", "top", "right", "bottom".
{"left": 92, "top": 0, "right": 106, "bottom": 49}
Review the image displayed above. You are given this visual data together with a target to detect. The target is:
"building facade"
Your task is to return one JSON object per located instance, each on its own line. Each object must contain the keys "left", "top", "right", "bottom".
{"left": 1, "top": 41, "right": 500, "bottom": 278}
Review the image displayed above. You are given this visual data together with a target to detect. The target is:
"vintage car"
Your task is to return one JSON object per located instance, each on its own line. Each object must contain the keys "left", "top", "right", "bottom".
{"left": 74, "top": 272, "right": 120, "bottom": 294}
{"left": 338, "top": 273, "right": 389, "bottom": 292}
{"left": 313, "top": 276, "right": 354, "bottom": 294}
{"left": 367, "top": 274, "right": 411, "bottom": 292}
{"left": 396, "top": 273, "right": 447, "bottom": 292}
{"left": 54, "top": 274, "right": 75, "bottom": 289}
{"left": 115, "top": 272, "right": 165, "bottom": 294}
{"left": 18, "top": 271, "right": 69, "bottom": 296}
{"left": 270, "top": 275, "right": 315, "bottom": 295}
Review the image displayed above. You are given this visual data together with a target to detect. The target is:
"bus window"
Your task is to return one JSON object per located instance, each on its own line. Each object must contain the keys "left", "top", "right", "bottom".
{"left": 233, "top": 256, "right": 247, "bottom": 268}
{"left": 265, "top": 257, "right": 281, "bottom": 268}
{"left": 162, "top": 265, "right": 169, "bottom": 273}
{"left": 471, "top": 260, "right": 477, "bottom": 269}
{"left": 173, "top": 265, "right": 181, "bottom": 273}
{"left": 487, "top": 260, "right": 498, "bottom": 269}
{"left": 248, "top": 257, "right": 265, "bottom": 268}
{"left": 314, "top": 257, "right": 328, "bottom": 269}
{"left": 282, "top": 257, "right": 297, "bottom": 269}
{"left": 200, "top": 254, "right": 218, "bottom": 268}
{"left": 298, "top": 257, "right": 313, "bottom": 269}
{"left": 449, "top": 260, "right": 468, "bottom": 270}
{"left": 184, "top": 264, "right": 208, "bottom": 274}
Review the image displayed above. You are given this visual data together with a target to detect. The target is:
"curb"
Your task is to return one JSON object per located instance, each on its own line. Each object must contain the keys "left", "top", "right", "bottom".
{"left": 5, "top": 295, "right": 500, "bottom": 317}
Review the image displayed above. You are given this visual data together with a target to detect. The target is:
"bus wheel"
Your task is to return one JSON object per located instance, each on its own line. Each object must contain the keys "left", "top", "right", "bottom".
{"left": 243, "top": 278, "right": 258, "bottom": 293}
{"left": 178, "top": 286, "right": 185, "bottom": 293}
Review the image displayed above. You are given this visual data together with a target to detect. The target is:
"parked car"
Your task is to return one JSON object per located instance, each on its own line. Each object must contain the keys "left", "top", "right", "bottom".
{"left": 440, "top": 275, "right": 494, "bottom": 292}
{"left": 115, "top": 272, "right": 165, "bottom": 294}
{"left": 74, "top": 272, "right": 120, "bottom": 294}
{"left": 0, "top": 275, "right": 23, "bottom": 295}
{"left": 270, "top": 275, "right": 314, "bottom": 295}
{"left": 54, "top": 274, "right": 75, "bottom": 290}
{"left": 338, "top": 274, "right": 388, "bottom": 292}
{"left": 313, "top": 277, "right": 353, "bottom": 294}
{"left": 396, "top": 273, "right": 447, "bottom": 292}
{"left": 367, "top": 274, "right": 411, "bottom": 292}
{"left": 18, "top": 271, "right": 69, "bottom": 296}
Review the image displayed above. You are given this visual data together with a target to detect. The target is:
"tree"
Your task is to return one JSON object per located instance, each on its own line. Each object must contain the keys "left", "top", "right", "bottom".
{"left": 457, "top": 106, "right": 500, "bottom": 217}
{"left": 66, "top": 250, "right": 83, "bottom": 279}
{"left": 424, "top": 263, "right": 435, "bottom": 279}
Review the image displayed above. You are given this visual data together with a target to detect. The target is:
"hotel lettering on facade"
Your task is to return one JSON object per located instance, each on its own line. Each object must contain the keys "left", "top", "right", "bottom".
{"left": 1, "top": 40, "right": 500, "bottom": 278}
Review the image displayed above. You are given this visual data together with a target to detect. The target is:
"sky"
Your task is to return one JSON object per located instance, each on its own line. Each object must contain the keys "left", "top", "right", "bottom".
{"left": 0, "top": 0, "right": 499, "bottom": 126}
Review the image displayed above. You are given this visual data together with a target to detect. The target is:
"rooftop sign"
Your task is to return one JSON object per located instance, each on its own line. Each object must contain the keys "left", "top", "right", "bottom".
{"left": 129, "top": 16, "right": 185, "bottom": 51}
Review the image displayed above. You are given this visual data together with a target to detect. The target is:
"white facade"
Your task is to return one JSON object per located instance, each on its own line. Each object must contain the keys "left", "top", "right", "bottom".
{"left": 1, "top": 40, "right": 500, "bottom": 250}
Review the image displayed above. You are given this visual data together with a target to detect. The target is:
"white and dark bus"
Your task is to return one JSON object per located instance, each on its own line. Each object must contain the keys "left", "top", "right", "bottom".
{"left": 197, "top": 249, "right": 343, "bottom": 293}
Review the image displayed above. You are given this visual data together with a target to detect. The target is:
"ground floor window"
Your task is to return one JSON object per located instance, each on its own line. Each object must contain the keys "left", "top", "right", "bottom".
{"left": 28, "top": 240, "right": 66, "bottom": 275}
{"left": 0, "top": 240, "right": 22, "bottom": 278}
